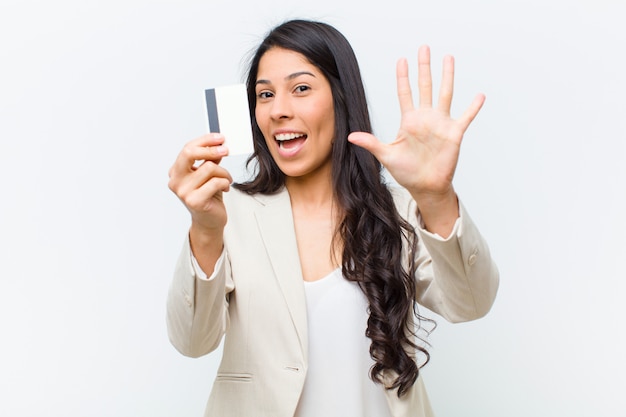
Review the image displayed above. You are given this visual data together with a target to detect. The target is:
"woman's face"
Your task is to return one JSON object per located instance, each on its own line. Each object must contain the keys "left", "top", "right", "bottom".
{"left": 254, "top": 47, "right": 335, "bottom": 181}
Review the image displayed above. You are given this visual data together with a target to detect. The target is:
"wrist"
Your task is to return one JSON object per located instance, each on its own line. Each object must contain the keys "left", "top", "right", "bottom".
{"left": 410, "top": 189, "right": 459, "bottom": 238}
{"left": 410, "top": 186, "right": 456, "bottom": 208}
{"left": 189, "top": 222, "right": 224, "bottom": 251}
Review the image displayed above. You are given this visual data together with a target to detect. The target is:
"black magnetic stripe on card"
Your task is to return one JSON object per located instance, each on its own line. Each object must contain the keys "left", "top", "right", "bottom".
{"left": 205, "top": 88, "right": 220, "bottom": 133}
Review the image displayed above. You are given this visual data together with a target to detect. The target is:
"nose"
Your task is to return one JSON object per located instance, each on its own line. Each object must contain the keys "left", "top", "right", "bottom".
{"left": 269, "top": 92, "right": 293, "bottom": 120}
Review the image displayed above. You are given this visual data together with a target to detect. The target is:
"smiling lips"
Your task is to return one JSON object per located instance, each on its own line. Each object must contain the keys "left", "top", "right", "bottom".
{"left": 275, "top": 132, "right": 307, "bottom": 153}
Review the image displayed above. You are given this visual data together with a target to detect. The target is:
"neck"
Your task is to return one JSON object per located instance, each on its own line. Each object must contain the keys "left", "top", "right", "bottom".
{"left": 285, "top": 166, "right": 335, "bottom": 209}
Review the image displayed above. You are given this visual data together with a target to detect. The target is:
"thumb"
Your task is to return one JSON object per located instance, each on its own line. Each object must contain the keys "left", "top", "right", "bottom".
{"left": 347, "top": 132, "right": 387, "bottom": 160}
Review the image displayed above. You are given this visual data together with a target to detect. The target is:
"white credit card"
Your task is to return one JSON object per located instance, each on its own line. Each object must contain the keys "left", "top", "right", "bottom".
{"left": 204, "top": 84, "right": 254, "bottom": 155}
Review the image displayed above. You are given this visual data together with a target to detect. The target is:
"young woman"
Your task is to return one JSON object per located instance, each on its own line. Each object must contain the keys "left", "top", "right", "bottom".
{"left": 167, "top": 19, "right": 499, "bottom": 417}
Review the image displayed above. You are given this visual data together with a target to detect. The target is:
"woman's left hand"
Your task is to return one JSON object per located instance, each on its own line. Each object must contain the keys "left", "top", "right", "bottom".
{"left": 348, "top": 45, "right": 484, "bottom": 202}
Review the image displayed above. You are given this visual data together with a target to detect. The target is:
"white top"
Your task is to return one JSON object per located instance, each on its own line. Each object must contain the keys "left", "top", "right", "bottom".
{"left": 294, "top": 268, "right": 392, "bottom": 417}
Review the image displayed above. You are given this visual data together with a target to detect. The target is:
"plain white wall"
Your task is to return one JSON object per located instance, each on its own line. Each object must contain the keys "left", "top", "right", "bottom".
{"left": 1, "top": 0, "right": 625, "bottom": 416}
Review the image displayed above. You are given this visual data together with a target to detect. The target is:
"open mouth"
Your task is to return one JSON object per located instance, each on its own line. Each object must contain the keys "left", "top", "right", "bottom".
{"left": 275, "top": 133, "right": 307, "bottom": 150}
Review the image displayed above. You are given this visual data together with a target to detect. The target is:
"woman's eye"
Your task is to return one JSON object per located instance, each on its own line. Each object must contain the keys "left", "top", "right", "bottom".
{"left": 294, "top": 85, "right": 310, "bottom": 93}
{"left": 257, "top": 91, "right": 273, "bottom": 99}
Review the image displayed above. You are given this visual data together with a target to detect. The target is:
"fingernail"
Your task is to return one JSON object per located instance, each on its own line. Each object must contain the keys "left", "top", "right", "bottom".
{"left": 216, "top": 146, "right": 228, "bottom": 155}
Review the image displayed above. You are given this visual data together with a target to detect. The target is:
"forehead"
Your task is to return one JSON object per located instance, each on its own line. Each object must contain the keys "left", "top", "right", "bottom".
{"left": 256, "top": 47, "right": 320, "bottom": 80}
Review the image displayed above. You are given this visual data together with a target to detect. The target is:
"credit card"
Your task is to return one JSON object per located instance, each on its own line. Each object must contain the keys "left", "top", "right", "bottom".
{"left": 204, "top": 84, "right": 254, "bottom": 155}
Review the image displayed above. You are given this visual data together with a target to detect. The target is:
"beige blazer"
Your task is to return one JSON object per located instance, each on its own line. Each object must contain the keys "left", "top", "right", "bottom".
{"left": 167, "top": 187, "right": 499, "bottom": 417}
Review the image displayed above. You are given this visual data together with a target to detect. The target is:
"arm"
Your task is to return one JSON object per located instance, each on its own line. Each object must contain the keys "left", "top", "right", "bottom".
{"left": 168, "top": 133, "right": 232, "bottom": 273}
{"left": 166, "top": 235, "right": 234, "bottom": 357}
{"left": 393, "top": 189, "right": 498, "bottom": 322}
{"left": 413, "top": 200, "right": 499, "bottom": 322}
{"left": 166, "top": 133, "right": 234, "bottom": 356}
{"left": 350, "top": 45, "right": 497, "bottom": 320}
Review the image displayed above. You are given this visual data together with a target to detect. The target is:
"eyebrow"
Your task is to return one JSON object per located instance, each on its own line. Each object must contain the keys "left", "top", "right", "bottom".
{"left": 255, "top": 71, "right": 316, "bottom": 86}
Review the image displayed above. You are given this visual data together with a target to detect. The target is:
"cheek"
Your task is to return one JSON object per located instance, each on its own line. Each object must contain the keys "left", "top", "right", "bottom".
{"left": 307, "top": 100, "right": 334, "bottom": 134}
{"left": 254, "top": 109, "right": 271, "bottom": 140}
{"left": 321, "top": 106, "right": 335, "bottom": 137}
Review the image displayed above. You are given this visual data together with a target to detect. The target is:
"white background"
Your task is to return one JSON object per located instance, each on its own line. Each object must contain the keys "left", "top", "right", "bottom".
{"left": 1, "top": 0, "right": 625, "bottom": 416}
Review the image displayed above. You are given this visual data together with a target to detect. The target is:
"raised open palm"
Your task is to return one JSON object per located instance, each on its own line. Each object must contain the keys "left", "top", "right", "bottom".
{"left": 348, "top": 45, "right": 485, "bottom": 198}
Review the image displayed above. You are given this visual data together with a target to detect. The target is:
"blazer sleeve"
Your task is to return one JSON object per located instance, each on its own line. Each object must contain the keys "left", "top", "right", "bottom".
{"left": 166, "top": 234, "right": 234, "bottom": 357}
{"left": 394, "top": 189, "right": 500, "bottom": 323}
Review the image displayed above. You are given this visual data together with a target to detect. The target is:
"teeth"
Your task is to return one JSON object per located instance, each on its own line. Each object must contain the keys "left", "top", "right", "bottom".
{"left": 275, "top": 133, "right": 305, "bottom": 141}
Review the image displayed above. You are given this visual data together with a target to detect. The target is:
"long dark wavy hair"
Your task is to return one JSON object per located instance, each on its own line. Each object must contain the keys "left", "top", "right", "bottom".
{"left": 234, "top": 19, "right": 431, "bottom": 397}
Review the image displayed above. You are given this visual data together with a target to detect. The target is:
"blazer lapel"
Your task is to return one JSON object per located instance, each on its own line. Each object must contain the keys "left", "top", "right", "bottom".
{"left": 253, "top": 188, "right": 308, "bottom": 358}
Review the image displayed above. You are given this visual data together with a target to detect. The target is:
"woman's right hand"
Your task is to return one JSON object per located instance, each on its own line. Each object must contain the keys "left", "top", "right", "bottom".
{"left": 168, "top": 133, "right": 232, "bottom": 235}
